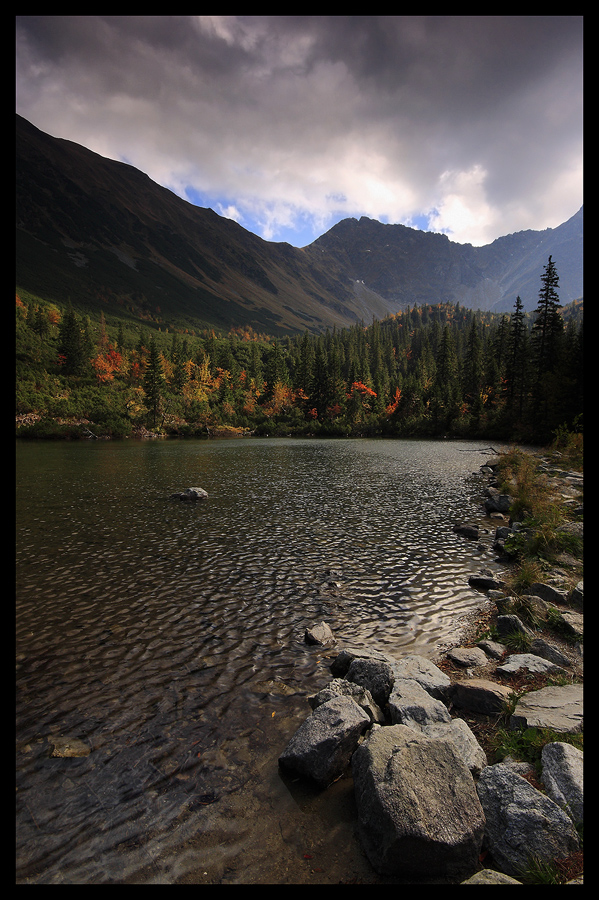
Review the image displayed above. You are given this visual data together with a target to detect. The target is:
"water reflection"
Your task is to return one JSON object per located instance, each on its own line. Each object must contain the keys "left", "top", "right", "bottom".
{"left": 16, "top": 437, "right": 505, "bottom": 883}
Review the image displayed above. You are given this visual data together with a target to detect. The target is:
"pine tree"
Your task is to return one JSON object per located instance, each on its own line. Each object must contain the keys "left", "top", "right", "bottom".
{"left": 461, "top": 317, "right": 483, "bottom": 407}
{"left": 506, "top": 295, "right": 529, "bottom": 418}
{"left": 143, "top": 337, "right": 166, "bottom": 427}
{"left": 57, "top": 302, "right": 87, "bottom": 375}
{"left": 532, "top": 256, "right": 563, "bottom": 377}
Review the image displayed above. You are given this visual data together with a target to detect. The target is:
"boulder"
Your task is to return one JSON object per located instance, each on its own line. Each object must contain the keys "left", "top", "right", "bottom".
{"left": 169, "top": 487, "right": 208, "bottom": 501}
{"left": 308, "top": 678, "right": 385, "bottom": 724}
{"left": 50, "top": 736, "right": 91, "bottom": 758}
{"left": 450, "top": 678, "right": 514, "bottom": 716}
{"left": 484, "top": 491, "right": 512, "bottom": 514}
{"left": 541, "top": 741, "right": 583, "bottom": 826}
{"left": 446, "top": 646, "right": 488, "bottom": 668}
{"left": 530, "top": 637, "right": 573, "bottom": 667}
{"left": 558, "top": 610, "right": 583, "bottom": 640}
{"left": 352, "top": 725, "right": 485, "bottom": 879}
{"left": 389, "top": 654, "right": 451, "bottom": 701}
{"left": 461, "top": 869, "right": 522, "bottom": 884}
{"left": 528, "top": 582, "right": 568, "bottom": 605}
{"left": 468, "top": 572, "right": 507, "bottom": 592}
{"left": 476, "top": 762, "right": 580, "bottom": 877}
{"left": 509, "top": 683, "right": 583, "bottom": 733}
{"left": 345, "top": 657, "right": 395, "bottom": 708}
{"left": 387, "top": 677, "right": 451, "bottom": 728}
{"left": 453, "top": 524, "right": 479, "bottom": 540}
{"left": 496, "top": 653, "right": 566, "bottom": 678}
{"left": 330, "top": 646, "right": 394, "bottom": 677}
{"left": 476, "top": 639, "right": 506, "bottom": 660}
{"left": 495, "top": 614, "right": 535, "bottom": 639}
{"left": 278, "top": 696, "right": 370, "bottom": 788}
{"left": 304, "top": 621, "right": 336, "bottom": 646}
{"left": 417, "top": 718, "right": 487, "bottom": 777}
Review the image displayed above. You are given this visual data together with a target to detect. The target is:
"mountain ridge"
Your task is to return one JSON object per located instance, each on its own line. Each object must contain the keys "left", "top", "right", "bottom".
{"left": 16, "top": 114, "right": 582, "bottom": 334}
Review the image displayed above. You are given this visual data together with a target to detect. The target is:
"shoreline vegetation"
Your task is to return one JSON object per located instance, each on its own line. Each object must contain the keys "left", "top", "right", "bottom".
{"left": 16, "top": 257, "right": 583, "bottom": 447}
{"left": 441, "top": 440, "right": 583, "bottom": 883}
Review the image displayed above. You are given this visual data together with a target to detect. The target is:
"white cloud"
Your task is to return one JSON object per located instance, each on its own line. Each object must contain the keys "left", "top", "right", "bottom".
{"left": 16, "top": 16, "right": 583, "bottom": 246}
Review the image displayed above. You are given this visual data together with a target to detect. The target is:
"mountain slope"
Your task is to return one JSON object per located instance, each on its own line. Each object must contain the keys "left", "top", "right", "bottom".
{"left": 16, "top": 114, "right": 392, "bottom": 334}
{"left": 16, "top": 114, "right": 582, "bottom": 334}
{"left": 305, "top": 208, "right": 583, "bottom": 314}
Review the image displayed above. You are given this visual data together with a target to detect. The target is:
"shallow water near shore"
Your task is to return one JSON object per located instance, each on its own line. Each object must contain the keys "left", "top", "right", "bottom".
{"left": 16, "top": 436, "right": 508, "bottom": 884}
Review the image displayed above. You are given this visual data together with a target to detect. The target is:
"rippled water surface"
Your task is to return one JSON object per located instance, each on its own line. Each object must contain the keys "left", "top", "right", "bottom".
{"left": 16, "top": 437, "right": 506, "bottom": 884}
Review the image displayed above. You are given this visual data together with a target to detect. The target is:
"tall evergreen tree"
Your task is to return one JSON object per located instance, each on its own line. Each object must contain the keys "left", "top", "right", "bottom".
{"left": 57, "top": 302, "right": 87, "bottom": 375}
{"left": 506, "top": 295, "right": 529, "bottom": 418}
{"left": 532, "top": 256, "right": 563, "bottom": 377}
{"left": 143, "top": 337, "right": 166, "bottom": 427}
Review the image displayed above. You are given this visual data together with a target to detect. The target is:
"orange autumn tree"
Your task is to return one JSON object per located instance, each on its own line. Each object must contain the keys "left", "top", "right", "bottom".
{"left": 91, "top": 345, "right": 123, "bottom": 383}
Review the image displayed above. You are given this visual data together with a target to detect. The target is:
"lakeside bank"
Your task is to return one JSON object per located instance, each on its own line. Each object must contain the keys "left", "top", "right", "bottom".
{"left": 280, "top": 442, "right": 583, "bottom": 884}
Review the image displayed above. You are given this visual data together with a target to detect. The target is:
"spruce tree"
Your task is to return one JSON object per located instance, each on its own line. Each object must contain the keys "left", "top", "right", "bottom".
{"left": 57, "top": 302, "right": 87, "bottom": 375}
{"left": 143, "top": 337, "right": 166, "bottom": 427}
{"left": 532, "top": 256, "right": 563, "bottom": 377}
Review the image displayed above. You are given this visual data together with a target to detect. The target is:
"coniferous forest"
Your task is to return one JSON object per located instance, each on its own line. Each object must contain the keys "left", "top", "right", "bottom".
{"left": 16, "top": 256, "right": 583, "bottom": 446}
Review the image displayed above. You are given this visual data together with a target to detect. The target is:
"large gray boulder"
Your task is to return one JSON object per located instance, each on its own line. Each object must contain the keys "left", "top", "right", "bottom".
{"left": 352, "top": 725, "right": 485, "bottom": 879}
{"left": 278, "top": 696, "right": 370, "bottom": 788}
{"left": 541, "top": 742, "right": 584, "bottom": 826}
{"left": 476, "top": 762, "right": 580, "bottom": 878}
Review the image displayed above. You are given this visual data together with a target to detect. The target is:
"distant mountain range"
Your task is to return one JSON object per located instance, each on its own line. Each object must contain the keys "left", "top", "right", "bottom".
{"left": 16, "top": 114, "right": 583, "bottom": 335}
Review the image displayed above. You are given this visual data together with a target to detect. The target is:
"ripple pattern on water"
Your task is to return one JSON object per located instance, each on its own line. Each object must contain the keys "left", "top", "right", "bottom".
{"left": 16, "top": 437, "right": 507, "bottom": 883}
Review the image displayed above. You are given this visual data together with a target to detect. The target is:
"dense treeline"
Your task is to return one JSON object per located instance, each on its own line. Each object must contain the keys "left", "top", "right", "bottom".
{"left": 16, "top": 257, "right": 583, "bottom": 445}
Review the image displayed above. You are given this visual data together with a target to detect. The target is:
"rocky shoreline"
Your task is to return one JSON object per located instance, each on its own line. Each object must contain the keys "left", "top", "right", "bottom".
{"left": 279, "top": 449, "right": 583, "bottom": 884}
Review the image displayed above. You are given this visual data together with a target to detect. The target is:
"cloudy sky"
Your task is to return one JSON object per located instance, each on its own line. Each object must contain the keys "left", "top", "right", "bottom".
{"left": 16, "top": 15, "right": 583, "bottom": 248}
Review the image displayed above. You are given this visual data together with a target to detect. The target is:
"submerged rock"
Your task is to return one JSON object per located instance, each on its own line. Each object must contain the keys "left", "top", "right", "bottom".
{"left": 169, "top": 487, "right": 208, "bottom": 501}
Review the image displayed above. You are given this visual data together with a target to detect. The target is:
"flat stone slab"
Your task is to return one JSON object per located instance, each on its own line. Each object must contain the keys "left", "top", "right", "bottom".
{"left": 510, "top": 683, "right": 583, "bottom": 733}
{"left": 496, "top": 653, "right": 566, "bottom": 677}
{"left": 447, "top": 647, "right": 488, "bottom": 668}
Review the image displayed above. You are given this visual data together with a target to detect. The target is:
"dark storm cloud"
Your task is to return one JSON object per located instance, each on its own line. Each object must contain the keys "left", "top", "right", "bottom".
{"left": 16, "top": 16, "right": 583, "bottom": 245}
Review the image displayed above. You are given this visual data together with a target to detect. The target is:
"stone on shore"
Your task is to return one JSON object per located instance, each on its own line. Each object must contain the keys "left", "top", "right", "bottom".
{"left": 447, "top": 646, "right": 489, "bottom": 668}
{"left": 541, "top": 741, "right": 584, "bottom": 826}
{"left": 509, "top": 683, "right": 583, "bottom": 733}
{"left": 329, "top": 646, "right": 395, "bottom": 676}
{"left": 496, "top": 653, "right": 566, "bottom": 678}
{"left": 476, "top": 762, "right": 580, "bottom": 878}
{"left": 352, "top": 725, "right": 485, "bottom": 879}
{"left": 450, "top": 678, "right": 514, "bottom": 716}
{"left": 387, "top": 677, "right": 451, "bottom": 728}
{"left": 278, "top": 695, "right": 370, "bottom": 788}
{"left": 50, "top": 736, "right": 91, "bottom": 758}
{"left": 461, "top": 869, "right": 523, "bottom": 884}
{"left": 345, "top": 657, "right": 396, "bottom": 709}
{"left": 417, "top": 718, "right": 487, "bottom": 776}
{"left": 389, "top": 654, "right": 451, "bottom": 701}
{"left": 308, "top": 678, "right": 385, "bottom": 724}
